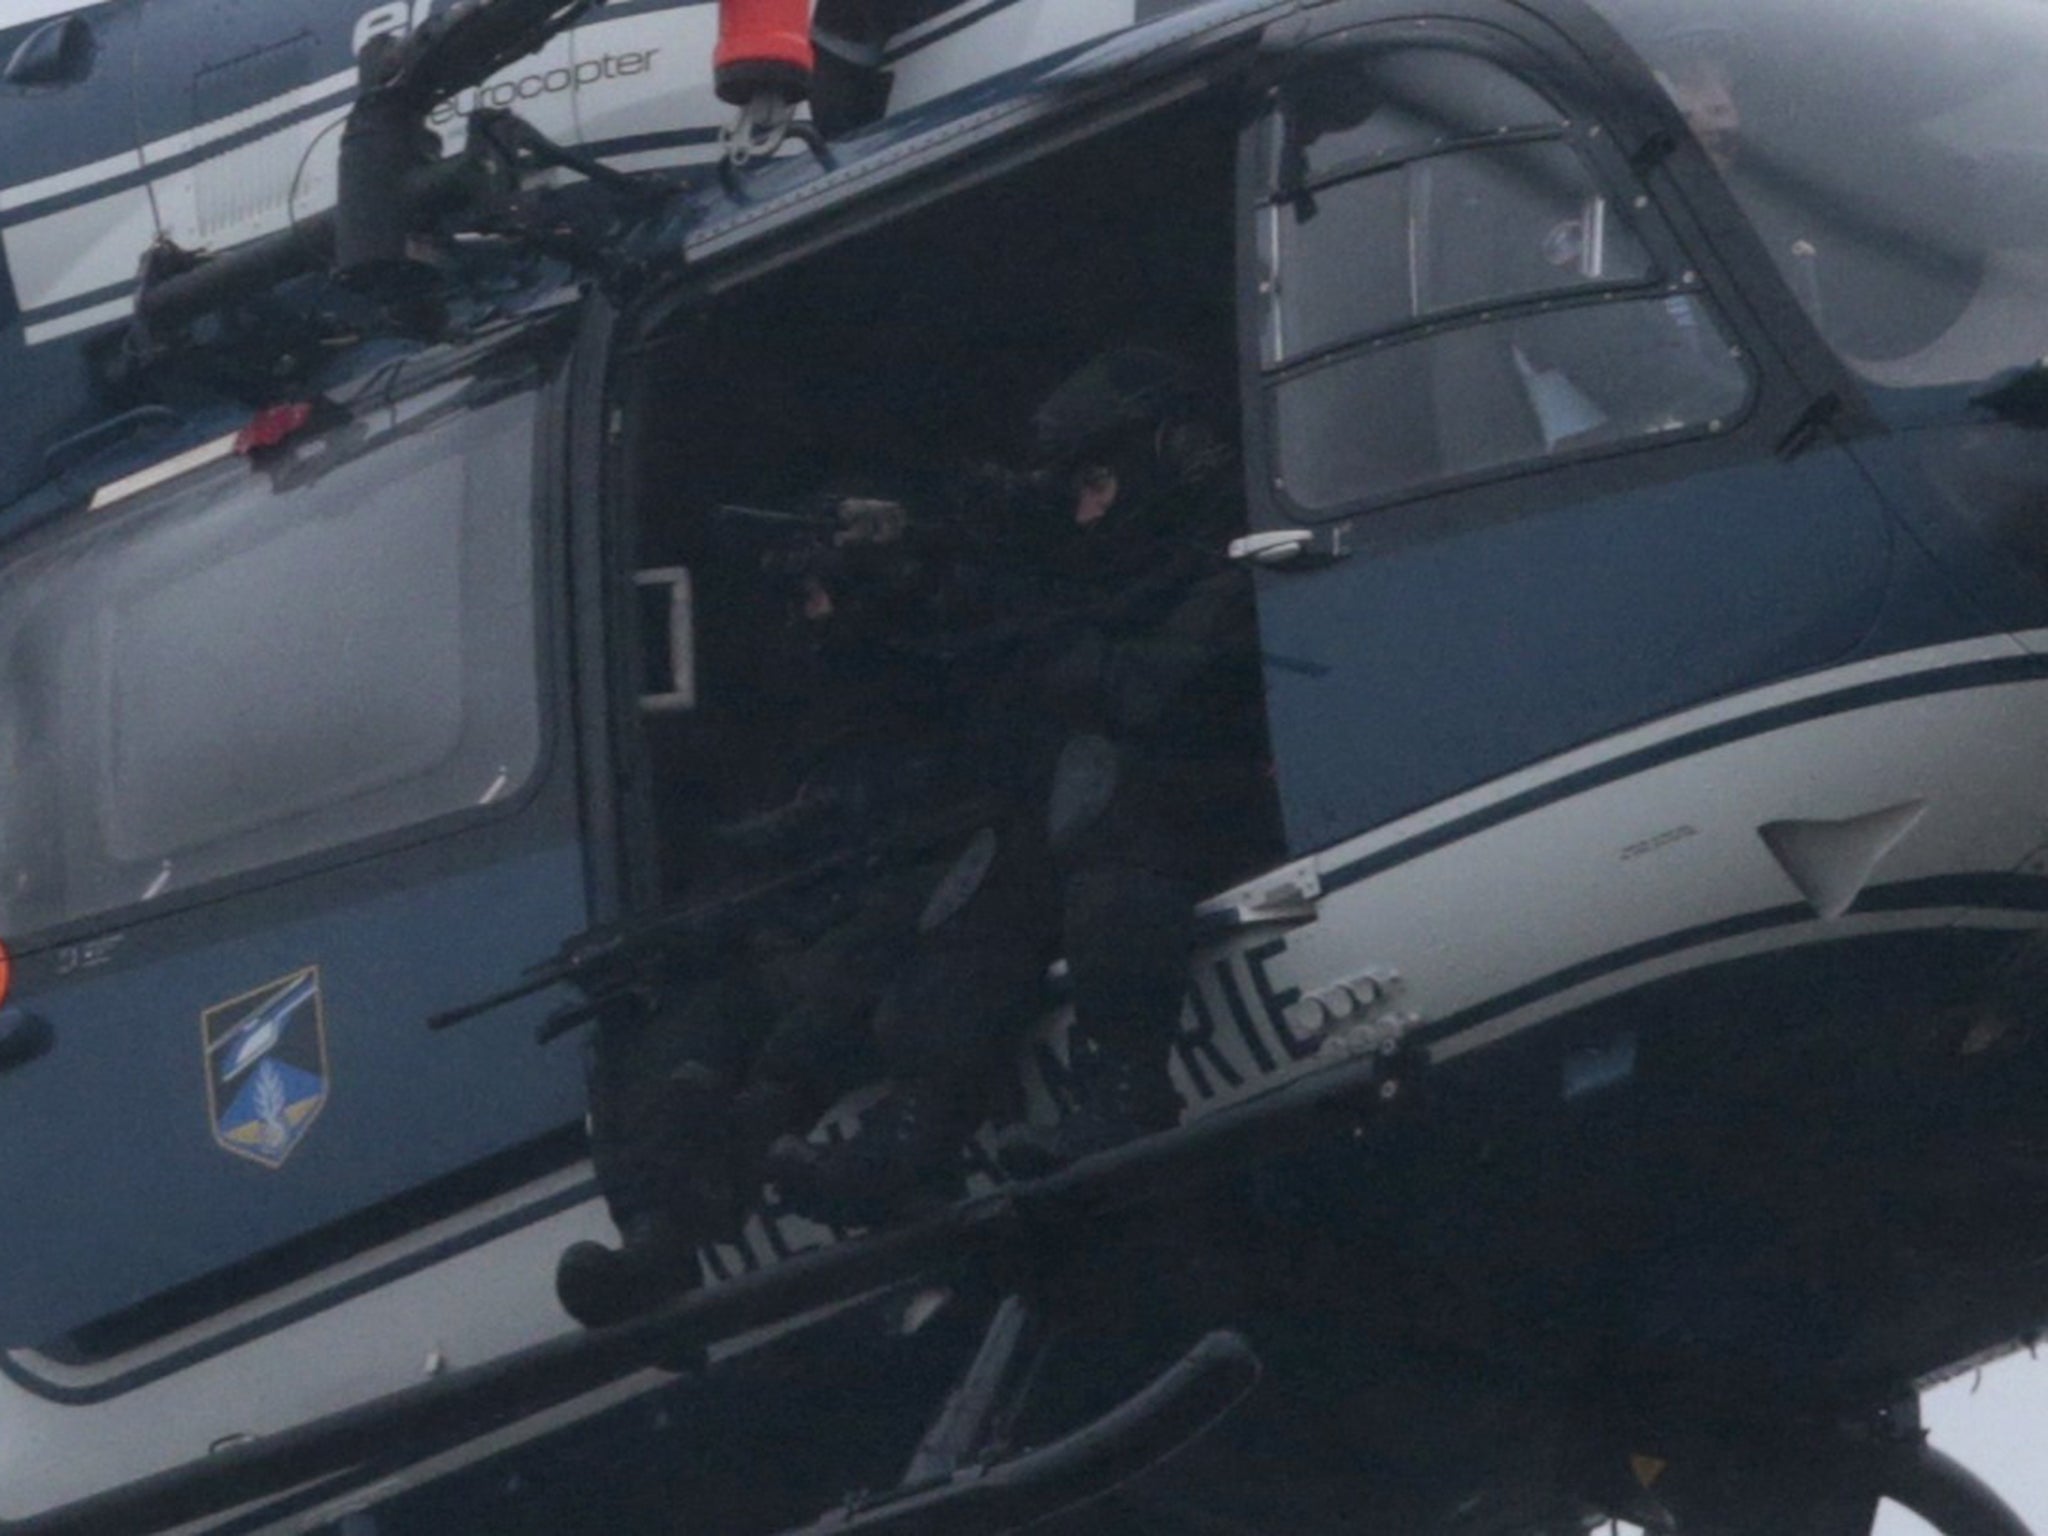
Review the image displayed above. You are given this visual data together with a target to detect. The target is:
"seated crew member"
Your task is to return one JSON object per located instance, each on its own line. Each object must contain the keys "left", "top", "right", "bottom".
{"left": 554, "top": 493, "right": 991, "bottom": 1327}
{"left": 769, "top": 348, "right": 1270, "bottom": 1221}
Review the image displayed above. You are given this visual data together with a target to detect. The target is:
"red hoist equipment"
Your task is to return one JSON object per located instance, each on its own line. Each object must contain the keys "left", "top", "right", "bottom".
{"left": 714, "top": 0, "right": 815, "bottom": 106}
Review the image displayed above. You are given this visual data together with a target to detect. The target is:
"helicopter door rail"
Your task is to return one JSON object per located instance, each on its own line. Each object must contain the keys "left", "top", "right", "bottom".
{"left": 900, "top": 1294, "right": 1041, "bottom": 1487}
{"left": 1193, "top": 859, "right": 1323, "bottom": 939}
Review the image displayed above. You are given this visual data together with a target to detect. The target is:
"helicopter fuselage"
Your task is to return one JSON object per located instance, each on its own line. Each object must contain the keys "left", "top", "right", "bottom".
{"left": 2, "top": 1, "right": 2047, "bottom": 1532}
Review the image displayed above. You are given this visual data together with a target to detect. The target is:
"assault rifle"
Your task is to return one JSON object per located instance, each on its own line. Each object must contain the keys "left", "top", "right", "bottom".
{"left": 427, "top": 791, "right": 1006, "bottom": 1043}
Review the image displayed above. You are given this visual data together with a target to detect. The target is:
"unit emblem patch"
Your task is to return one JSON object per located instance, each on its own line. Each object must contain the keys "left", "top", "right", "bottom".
{"left": 202, "top": 966, "right": 329, "bottom": 1168}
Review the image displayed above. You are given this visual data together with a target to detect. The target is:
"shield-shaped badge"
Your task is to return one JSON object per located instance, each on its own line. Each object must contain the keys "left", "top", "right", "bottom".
{"left": 202, "top": 966, "right": 329, "bottom": 1169}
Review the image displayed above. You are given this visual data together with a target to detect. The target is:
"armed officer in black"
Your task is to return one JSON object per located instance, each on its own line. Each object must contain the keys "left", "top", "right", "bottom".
{"left": 770, "top": 348, "right": 1270, "bottom": 1220}
{"left": 1001, "top": 347, "right": 1268, "bottom": 1171}
{"left": 554, "top": 490, "right": 1017, "bottom": 1328}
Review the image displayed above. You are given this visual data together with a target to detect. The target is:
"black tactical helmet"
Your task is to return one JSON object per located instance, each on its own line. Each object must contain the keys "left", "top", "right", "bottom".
{"left": 1030, "top": 347, "right": 1200, "bottom": 472}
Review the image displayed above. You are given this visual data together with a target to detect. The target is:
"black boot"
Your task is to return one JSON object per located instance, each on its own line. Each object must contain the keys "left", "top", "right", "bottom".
{"left": 560, "top": 1058, "right": 739, "bottom": 1329}
{"left": 766, "top": 1081, "right": 968, "bottom": 1228}
{"left": 554, "top": 1210, "right": 701, "bottom": 1328}
{"left": 994, "top": 1032, "right": 1180, "bottom": 1179}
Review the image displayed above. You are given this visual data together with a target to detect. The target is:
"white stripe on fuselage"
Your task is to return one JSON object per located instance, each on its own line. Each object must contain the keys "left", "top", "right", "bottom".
{"left": 0, "top": 68, "right": 358, "bottom": 219}
{"left": 1428, "top": 903, "right": 2048, "bottom": 1070}
{"left": 0, "top": 145, "right": 147, "bottom": 219}
{"left": 885, "top": 0, "right": 1138, "bottom": 111}
{"left": 23, "top": 298, "right": 138, "bottom": 345}
{"left": 1261, "top": 648, "right": 2048, "bottom": 1085}
{"left": 3, "top": 629, "right": 2044, "bottom": 1528}
{"left": 1, "top": 0, "right": 1141, "bottom": 343}
{"left": 0, "top": 0, "right": 1118, "bottom": 233}
{"left": 1285, "top": 628, "right": 2039, "bottom": 889}
{"left": 2, "top": 5, "right": 723, "bottom": 341}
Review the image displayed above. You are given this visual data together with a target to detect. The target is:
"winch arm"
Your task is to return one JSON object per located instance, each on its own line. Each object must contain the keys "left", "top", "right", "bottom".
{"left": 372, "top": 0, "right": 609, "bottom": 112}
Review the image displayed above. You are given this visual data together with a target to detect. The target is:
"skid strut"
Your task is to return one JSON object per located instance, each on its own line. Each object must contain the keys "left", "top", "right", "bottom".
{"left": 902, "top": 1294, "right": 1043, "bottom": 1487}
{"left": 778, "top": 1330, "right": 1261, "bottom": 1536}
{"left": 1880, "top": 1441, "right": 2035, "bottom": 1536}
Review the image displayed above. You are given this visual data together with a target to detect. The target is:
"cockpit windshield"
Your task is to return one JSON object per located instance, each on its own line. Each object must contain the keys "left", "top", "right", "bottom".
{"left": 1589, "top": 0, "right": 2048, "bottom": 393}
{"left": 0, "top": 388, "right": 543, "bottom": 943}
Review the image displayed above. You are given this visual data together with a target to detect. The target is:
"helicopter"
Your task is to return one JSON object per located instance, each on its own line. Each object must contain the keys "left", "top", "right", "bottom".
{"left": 2, "top": 0, "right": 2048, "bottom": 1532}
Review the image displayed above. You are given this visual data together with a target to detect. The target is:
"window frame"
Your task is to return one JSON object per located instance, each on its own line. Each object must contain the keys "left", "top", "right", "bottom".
{"left": 1245, "top": 19, "right": 1760, "bottom": 523}
{"left": 0, "top": 340, "right": 574, "bottom": 954}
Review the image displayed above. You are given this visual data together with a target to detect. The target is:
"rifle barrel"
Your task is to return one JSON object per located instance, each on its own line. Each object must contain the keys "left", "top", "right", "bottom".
{"left": 425, "top": 794, "right": 1006, "bottom": 1036}
{"left": 425, "top": 970, "right": 562, "bottom": 1031}
{"left": 715, "top": 502, "right": 838, "bottom": 528}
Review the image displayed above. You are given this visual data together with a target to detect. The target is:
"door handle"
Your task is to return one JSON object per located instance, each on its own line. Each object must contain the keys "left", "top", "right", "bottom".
{"left": 1228, "top": 530, "right": 1346, "bottom": 570}
{"left": 635, "top": 566, "right": 697, "bottom": 714}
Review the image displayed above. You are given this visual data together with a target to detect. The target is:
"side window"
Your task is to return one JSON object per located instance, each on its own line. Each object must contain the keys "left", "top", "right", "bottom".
{"left": 1257, "top": 40, "right": 1753, "bottom": 513}
{"left": 0, "top": 390, "right": 544, "bottom": 939}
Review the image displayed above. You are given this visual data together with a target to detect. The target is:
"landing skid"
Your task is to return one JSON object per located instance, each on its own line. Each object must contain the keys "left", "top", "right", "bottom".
{"left": 1881, "top": 1440, "right": 2035, "bottom": 1536}
{"left": 1594, "top": 1401, "right": 2039, "bottom": 1536}
{"left": 777, "top": 1314, "right": 1259, "bottom": 1536}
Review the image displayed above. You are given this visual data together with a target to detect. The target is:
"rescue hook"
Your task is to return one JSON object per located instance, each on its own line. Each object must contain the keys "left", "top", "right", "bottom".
{"left": 716, "top": 0, "right": 819, "bottom": 167}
